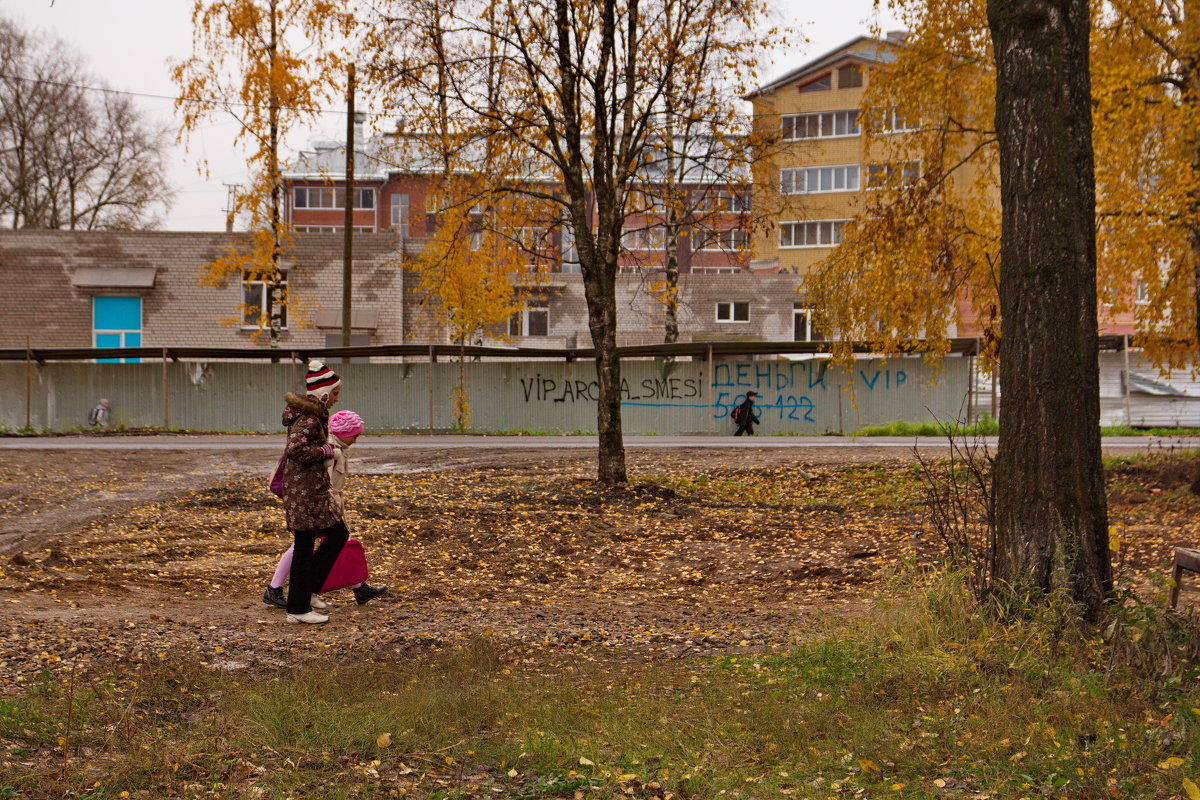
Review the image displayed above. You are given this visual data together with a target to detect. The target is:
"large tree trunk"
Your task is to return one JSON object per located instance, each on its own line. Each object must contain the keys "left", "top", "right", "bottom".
{"left": 582, "top": 213, "right": 627, "bottom": 485}
{"left": 988, "top": 0, "right": 1110, "bottom": 619}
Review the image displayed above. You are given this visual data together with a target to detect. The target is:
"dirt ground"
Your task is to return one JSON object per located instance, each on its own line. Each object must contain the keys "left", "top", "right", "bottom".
{"left": 0, "top": 442, "right": 1194, "bottom": 693}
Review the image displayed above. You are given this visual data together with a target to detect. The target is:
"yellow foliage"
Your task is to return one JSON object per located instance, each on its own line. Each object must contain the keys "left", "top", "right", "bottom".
{"left": 171, "top": 0, "right": 354, "bottom": 337}
{"left": 804, "top": 0, "right": 1200, "bottom": 371}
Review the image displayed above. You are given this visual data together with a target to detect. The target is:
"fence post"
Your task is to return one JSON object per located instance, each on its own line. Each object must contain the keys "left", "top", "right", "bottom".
{"left": 24, "top": 336, "right": 32, "bottom": 431}
{"left": 161, "top": 349, "right": 169, "bottom": 430}
{"left": 428, "top": 344, "right": 435, "bottom": 434}
{"left": 706, "top": 344, "right": 714, "bottom": 436}
{"left": 966, "top": 349, "right": 975, "bottom": 424}
{"left": 1123, "top": 334, "right": 1132, "bottom": 427}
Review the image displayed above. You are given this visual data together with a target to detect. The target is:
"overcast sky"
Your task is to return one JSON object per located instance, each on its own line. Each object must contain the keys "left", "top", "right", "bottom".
{"left": 6, "top": 0, "right": 900, "bottom": 231}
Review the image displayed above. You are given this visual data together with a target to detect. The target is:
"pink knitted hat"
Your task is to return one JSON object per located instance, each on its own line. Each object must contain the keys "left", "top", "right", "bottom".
{"left": 328, "top": 410, "right": 364, "bottom": 437}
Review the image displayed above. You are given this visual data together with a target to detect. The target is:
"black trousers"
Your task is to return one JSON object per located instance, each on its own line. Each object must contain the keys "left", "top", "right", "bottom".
{"left": 286, "top": 521, "right": 349, "bottom": 614}
{"left": 734, "top": 420, "right": 757, "bottom": 436}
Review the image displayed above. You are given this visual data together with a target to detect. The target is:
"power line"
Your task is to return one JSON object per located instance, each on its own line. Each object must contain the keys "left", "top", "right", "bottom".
{"left": 0, "top": 71, "right": 391, "bottom": 119}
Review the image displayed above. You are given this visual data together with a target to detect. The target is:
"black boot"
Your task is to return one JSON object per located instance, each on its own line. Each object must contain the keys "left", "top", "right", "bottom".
{"left": 262, "top": 585, "right": 287, "bottom": 609}
{"left": 353, "top": 583, "right": 388, "bottom": 605}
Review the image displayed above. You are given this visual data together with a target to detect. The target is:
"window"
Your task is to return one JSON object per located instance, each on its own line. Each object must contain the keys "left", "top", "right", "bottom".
{"left": 242, "top": 271, "right": 288, "bottom": 329}
{"left": 780, "top": 220, "right": 848, "bottom": 248}
{"left": 794, "top": 305, "right": 822, "bottom": 341}
{"left": 93, "top": 296, "right": 142, "bottom": 363}
{"left": 353, "top": 188, "right": 375, "bottom": 210}
{"left": 629, "top": 189, "right": 666, "bottom": 213}
{"left": 780, "top": 110, "right": 859, "bottom": 140}
{"left": 866, "top": 161, "right": 921, "bottom": 189}
{"left": 390, "top": 193, "right": 410, "bottom": 237}
{"left": 469, "top": 230, "right": 483, "bottom": 251}
{"left": 798, "top": 73, "right": 832, "bottom": 93}
{"left": 780, "top": 165, "right": 860, "bottom": 195}
{"left": 699, "top": 189, "right": 751, "bottom": 213}
{"left": 513, "top": 227, "right": 549, "bottom": 251}
{"left": 693, "top": 228, "right": 750, "bottom": 251}
{"left": 716, "top": 301, "right": 750, "bottom": 322}
{"left": 294, "top": 226, "right": 373, "bottom": 233}
{"left": 508, "top": 304, "right": 550, "bottom": 336}
{"left": 293, "top": 187, "right": 374, "bottom": 209}
{"left": 691, "top": 266, "right": 741, "bottom": 274}
{"left": 838, "top": 64, "right": 863, "bottom": 89}
{"left": 561, "top": 223, "right": 580, "bottom": 273}
{"left": 1135, "top": 280, "right": 1150, "bottom": 304}
{"left": 872, "top": 107, "right": 917, "bottom": 133}
{"left": 622, "top": 226, "right": 667, "bottom": 251}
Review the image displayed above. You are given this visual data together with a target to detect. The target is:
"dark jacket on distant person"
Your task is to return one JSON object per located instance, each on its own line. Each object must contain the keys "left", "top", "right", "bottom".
{"left": 733, "top": 396, "right": 760, "bottom": 435}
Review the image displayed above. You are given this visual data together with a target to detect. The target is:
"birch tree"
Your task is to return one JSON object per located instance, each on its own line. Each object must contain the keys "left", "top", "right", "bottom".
{"left": 365, "top": 0, "right": 771, "bottom": 483}
{"left": 171, "top": 0, "right": 353, "bottom": 341}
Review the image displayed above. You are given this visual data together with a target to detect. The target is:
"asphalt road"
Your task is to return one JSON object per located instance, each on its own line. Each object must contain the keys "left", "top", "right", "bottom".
{"left": 0, "top": 434, "right": 1194, "bottom": 450}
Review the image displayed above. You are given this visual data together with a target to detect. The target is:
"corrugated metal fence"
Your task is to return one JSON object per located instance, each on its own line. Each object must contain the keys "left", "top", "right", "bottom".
{"left": 0, "top": 357, "right": 972, "bottom": 434}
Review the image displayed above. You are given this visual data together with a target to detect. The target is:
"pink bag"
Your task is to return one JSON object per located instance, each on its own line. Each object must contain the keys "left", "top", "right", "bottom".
{"left": 269, "top": 453, "right": 286, "bottom": 498}
{"left": 321, "top": 538, "right": 369, "bottom": 592}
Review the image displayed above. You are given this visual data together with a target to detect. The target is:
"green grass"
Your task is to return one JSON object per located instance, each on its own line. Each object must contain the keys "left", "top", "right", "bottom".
{"left": 7, "top": 573, "right": 1198, "bottom": 799}
{"left": 855, "top": 414, "right": 1000, "bottom": 437}
{"left": 1101, "top": 425, "right": 1200, "bottom": 436}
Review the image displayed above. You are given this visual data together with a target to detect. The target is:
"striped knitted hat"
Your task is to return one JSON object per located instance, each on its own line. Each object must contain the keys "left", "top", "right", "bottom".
{"left": 305, "top": 359, "right": 341, "bottom": 400}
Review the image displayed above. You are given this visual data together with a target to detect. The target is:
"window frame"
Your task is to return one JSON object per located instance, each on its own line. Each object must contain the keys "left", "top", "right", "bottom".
{"left": 241, "top": 270, "right": 289, "bottom": 331}
{"left": 837, "top": 64, "right": 863, "bottom": 89}
{"left": 693, "top": 228, "right": 750, "bottom": 251}
{"left": 780, "top": 110, "right": 860, "bottom": 141}
{"left": 508, "top": 303, "right": 551, "bottom": 337}
{"left": 865, "top": 160, "right": 922, "bottom": 190}
{"left": 779, "top": 220, "right": 849, "bottom": 249}
{"left": 780, "top": 164, "right": 860, "bottom": 195}
{"left": 390, "top": 193, "right": 411, "bottom": 237}
{"left": 621, "top": 226, "right": 667, "bottom": 251}
{"left": 798, "top": 73, "right": 832, "bottom": 93}
{"left": 715, "top": 301, "right": 751, "bottom": 323}
{"left": 793, "top": 305, "right": 822, "bottom": 342}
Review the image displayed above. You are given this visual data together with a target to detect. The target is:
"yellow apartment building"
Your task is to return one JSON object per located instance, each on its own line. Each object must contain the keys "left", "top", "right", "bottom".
{"left": 748, "top": 34, "right": 911, "bottom": 279}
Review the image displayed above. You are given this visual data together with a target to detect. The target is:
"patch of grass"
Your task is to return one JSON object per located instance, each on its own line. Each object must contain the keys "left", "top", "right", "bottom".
{"left": 855, "top": 414, "right": 1000, "bottom": 437}
{"left": 1102, "top": 426, "right": 1200, "bottom": 436}
{"left": 7, "top": 576, "right": 1199, "bottom": 799}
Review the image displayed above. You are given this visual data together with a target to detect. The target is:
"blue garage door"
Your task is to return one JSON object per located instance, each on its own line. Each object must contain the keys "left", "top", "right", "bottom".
{"left": 93, "top": 296, "right": 142, "bottom": 363}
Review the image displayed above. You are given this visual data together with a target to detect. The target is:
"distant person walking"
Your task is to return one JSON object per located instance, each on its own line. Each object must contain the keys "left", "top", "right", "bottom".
{"left": 732, "top": 391, "right": 760, "bottom": 436}
{"left": 278, "top": 360, "right": 351, "bottom": 624}
{"left": 87, "top": 399, "right": 111, "bottom": 428}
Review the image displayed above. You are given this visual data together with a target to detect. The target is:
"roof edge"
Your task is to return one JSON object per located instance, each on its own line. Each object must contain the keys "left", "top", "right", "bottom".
{"left": 748, "top": 34, "right": 887, "bottom": 99}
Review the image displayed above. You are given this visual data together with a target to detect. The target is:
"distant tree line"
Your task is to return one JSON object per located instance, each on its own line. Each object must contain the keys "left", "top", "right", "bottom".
{"left": 0, "top": 15, "right": 172, "bottom": 230}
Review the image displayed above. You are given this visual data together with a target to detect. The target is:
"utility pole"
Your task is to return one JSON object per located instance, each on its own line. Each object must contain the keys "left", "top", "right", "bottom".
{"left": 222, "top": 183, "right": 240, "bottom": 233}
{"left": 341, "top": 63, "right": 356, "bottom": 355}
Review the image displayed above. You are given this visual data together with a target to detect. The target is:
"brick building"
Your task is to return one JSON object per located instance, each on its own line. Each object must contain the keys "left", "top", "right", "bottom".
{"left": 0, "top": 229, "right": 810, "bottom": 354}
{"left": 283, "top": 133, "right": 751, "bottom": 275}
{"left": 0, "top": 230, "right": 417, "bottom": 353}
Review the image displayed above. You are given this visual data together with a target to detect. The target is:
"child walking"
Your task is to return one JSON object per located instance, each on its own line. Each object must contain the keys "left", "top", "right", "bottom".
{"left": 264, "top": 407, "right": 388, "bottom": 614}
{"left": 270, "top": 362, "right": 388, "bottom": 624}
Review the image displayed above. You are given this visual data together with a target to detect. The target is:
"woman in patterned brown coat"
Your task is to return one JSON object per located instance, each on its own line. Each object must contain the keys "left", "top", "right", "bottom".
{"left": 280, "top": 360, "right": 349, "bottom": 624}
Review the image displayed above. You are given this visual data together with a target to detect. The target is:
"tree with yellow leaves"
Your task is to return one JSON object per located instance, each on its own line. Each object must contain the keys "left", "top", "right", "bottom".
{"left": 414, "top": 174, "right": 553, "bottom": 429}
{"left": 808, "top": 0, "right": 1200, "bottom": 371}
{"left": 365, "top": 0, "right": 773, "bottom": 483}
{"left": 171, "top": 0, "right": 353, "bottom": 342}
